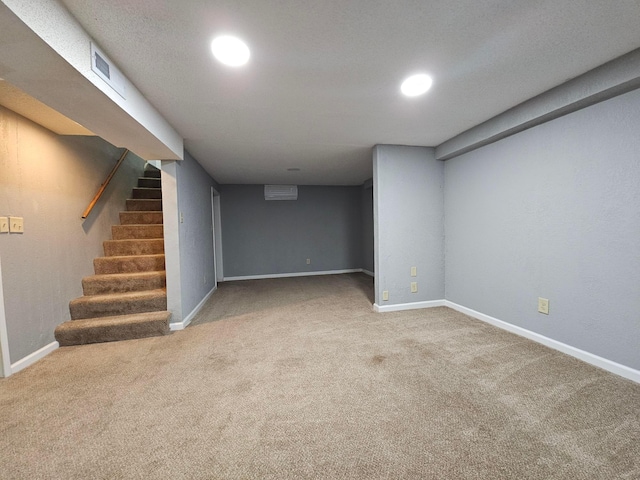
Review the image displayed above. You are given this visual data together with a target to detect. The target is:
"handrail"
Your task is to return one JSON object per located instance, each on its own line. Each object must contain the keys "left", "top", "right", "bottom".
{"left": 82, "top": 148, "right": 130, "bottom": 219}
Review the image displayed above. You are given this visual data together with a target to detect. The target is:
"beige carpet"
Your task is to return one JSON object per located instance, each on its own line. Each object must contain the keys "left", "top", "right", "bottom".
{"left": 1, "top": 273, "right": 639, "bottom": 479}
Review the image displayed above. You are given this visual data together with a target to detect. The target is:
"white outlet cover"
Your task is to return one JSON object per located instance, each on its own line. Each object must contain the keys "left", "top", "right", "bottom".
{"left": 9, "top": 216, "right": 24, "bottom": 233}
{"left": 538, "top": 297, "right": 549, "bottom": 315}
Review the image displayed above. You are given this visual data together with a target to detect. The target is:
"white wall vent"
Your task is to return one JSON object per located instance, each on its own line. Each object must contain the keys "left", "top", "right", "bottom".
{"left": 90, "top": 42, "right": 126, "bottom": 99}
{"left": 264, "top": 185, "right": 298, "bottom": 201}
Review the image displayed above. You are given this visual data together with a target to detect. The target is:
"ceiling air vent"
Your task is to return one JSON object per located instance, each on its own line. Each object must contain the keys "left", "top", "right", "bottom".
{"left": 90, "top": 42, "right": 126, "bottom": 98}
{"left": 264, "top": 185, "right": 298, "bottom": 201}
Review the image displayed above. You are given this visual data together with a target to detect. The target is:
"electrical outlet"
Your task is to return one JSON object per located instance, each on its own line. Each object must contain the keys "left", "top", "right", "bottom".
{"left": 180, "top": 212, "right": 184, "bottom": 223}
{"left": 306, "top": 258, "right": 311, "bottom": 265}
{"left": 382, "top": 290, "right": 389, "bottom": 301}
{"left": 411, "top": 266, "right": 417, "bottom": 277}
{"left": 0, "top": 216, "right": 8, "bottom": 233}
{"left": 9, "top": 216, "right": 24, "bottom": 233}
{"left": 410, "top": 282, "right": 418, "bottom": 293}
{"left": 538, "top": 297, "right": 549, "bottom": 315}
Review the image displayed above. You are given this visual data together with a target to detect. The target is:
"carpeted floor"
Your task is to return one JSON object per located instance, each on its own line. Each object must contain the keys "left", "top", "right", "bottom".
{"left": 1, "top": 273, "right": 639, "bottom": 479}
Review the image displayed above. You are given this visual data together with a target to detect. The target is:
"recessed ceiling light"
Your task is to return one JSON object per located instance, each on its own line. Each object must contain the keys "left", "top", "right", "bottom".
{"left": 401, "top": 74, "right": 433, "bottom": 97}
{"left": 211, "top": 35, "right": 250, "bottom": 67}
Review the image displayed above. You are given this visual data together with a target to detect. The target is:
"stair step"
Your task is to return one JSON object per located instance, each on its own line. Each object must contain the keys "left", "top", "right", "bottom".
{"left": 94, "top": 254, "right": 165, "bottom": 274}
{"left": 119, "top": 211, "right": 163, "bottom": 225}
{"left": 144, "top": 166, "right": 161, "bottom": 178}
{"left": 138, "top": 177, "right": 161, "bottom": 188}
{"left": 69, "top": 289, "right": 167, "bottom": 320}
{"left": 126, "top": 199, "right": 162, "bottom": 211}
{"left": 82, "top": 271, "right": 166, "bottom": 295}
{"left": 55, "top": 311, "right": 171, "bottom": 346}
{"left": 112, "top": 224, "right": 164, "bottom": 240}
{"left": 104, "top": 239, "right": 164, "bottom": 256}
{"left": 132, "top": 187, "right": 162, "bottom": 199}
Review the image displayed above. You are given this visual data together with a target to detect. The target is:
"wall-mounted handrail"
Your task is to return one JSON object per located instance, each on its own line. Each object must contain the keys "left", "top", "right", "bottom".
{"left": 81, "top": 148, "right": 130, "bottom": 219}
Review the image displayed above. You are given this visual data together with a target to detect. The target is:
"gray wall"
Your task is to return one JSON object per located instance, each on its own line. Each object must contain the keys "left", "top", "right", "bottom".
{"left": 444, "top": 87, "right": 640, "bottom": 370}
{"left": 361, "top": 183, "right": 374, "bottom": 273}
{"left": 0, "top": 105, "right": 144, "bottom": 363}
{"left": 373, "top": 145, "right": 444, "bottom": 306}
{"left": 176, "top": 151, "right": 219, "bottom": 318}
{"left": 220, "top": 185, "right": 362, "bottom": 278}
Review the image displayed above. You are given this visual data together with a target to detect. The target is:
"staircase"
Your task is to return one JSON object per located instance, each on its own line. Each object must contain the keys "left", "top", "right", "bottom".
{"left": 55, "top": 164, "right": 171, "bottom": 346}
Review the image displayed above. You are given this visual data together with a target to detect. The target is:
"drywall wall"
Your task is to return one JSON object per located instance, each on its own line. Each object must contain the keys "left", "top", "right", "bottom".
{"left": 220, "top": 185, "right": 362, "bottom": 278}
{"left": 0, "top": 105, "right": 144, "bottom": 363}
{"left": 444, "top": 87, "right": 640, "bottom": 370}
{"left": 176, "top": 151, "right": 219, "bottom": 318}
{"left": 373, "top": 145, "right": 444, "bottom": 307}
{"left": 361, "top": 183, "right": 374, "bottom": 273}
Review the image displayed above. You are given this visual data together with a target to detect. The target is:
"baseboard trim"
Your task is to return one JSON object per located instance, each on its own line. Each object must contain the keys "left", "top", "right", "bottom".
{"left": 361, "top": 269, "right": 374, "bottom": 277}
{"left": 170, "top": 285, "right": 217, "bottom": 331}
{"left": 223, "top": 269, "right": 363, "bottom": 282}
{"left": 444, "top": 301, "right": 640, "bottom": 384}
{"left": 10, "top": 341, "right": 59, "bottom": 376}
{"left": 373, "top": 299, "right": 445, "bottom": 313}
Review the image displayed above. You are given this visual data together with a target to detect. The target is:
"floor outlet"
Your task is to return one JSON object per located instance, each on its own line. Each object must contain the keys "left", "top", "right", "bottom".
{"left": 538, "top": 297, "right": 549, "bottom": 315}
{"left": 410, "top": 282, "right": 418, "bottom": 293}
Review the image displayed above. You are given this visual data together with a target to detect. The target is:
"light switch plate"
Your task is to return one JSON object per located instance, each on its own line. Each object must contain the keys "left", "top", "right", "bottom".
{"left": 538, "top": 297, "right": 549, "bottom": 315}
{"left": 9, "top": 216, "right": 24, "bottom": 233}
{"left": 0, "top": 216, "right": 8, "bottom": 233}
{"left": 411, "top": 266, "right": 417, "bottom": 277}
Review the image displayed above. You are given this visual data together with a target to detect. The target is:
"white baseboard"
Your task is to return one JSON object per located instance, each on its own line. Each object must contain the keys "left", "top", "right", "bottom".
{"left": 170, "top": 285, "right": 217, "bottom": 331}
{"left": 10, "top": 341, "right": 59, "bottom": 376}
{"left": 361, "top": 269, "right": 374, "bottom": 277}
{"left": 223, "top": 269, "right": 363, "bottom": 282}
{"left": 373, "top": 299, "right": 445, "bottom": 313}
{"left": 444, "top": 301, "right": 640, "bottom": 384}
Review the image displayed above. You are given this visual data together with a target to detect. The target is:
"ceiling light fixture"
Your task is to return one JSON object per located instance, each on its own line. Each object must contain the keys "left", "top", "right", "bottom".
{"left": 401, "top": 74, "right": 433, "bottom": 97}
{"left": 211, "top": 35, "right": 250, "bottom": 67}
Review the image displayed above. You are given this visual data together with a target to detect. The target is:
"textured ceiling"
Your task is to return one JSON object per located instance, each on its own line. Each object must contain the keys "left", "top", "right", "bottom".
{"left": 58, "top": 0, "right": 640, "bottom": 185}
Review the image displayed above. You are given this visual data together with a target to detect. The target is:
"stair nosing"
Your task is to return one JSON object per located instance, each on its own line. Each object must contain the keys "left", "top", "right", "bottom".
{"left": 95, "top": 253, "right": 165, "bottom": 261}
{"left": 70, "top": 288, "right": 167, "bottom": 304}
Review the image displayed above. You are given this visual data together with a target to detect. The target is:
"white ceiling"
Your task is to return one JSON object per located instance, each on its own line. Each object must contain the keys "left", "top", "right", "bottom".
{"left": 57, "top": 0, "right": 640, "bottom": 185}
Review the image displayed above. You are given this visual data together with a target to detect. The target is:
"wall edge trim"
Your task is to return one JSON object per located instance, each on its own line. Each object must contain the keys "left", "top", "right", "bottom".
{"left": 361, "top": 269, "right": 374, "bottom": 277}
{"left": 223, "top": 269, "right": 364, "bottom": 282}
{"left": 170, "top": 285, "right": 217, "bottom": 331}
{"left": 444, "top": 301, "right": 640, "bottom": 384}
{"left": 10, "top": 341, "right": 59, "bottom": 376}
{"left": 373, "top": 299, "right": 446, "bottom": 313}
